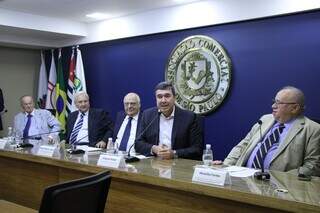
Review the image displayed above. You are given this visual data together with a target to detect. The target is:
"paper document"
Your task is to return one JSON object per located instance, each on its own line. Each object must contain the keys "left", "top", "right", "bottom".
{"left": 76, "top": 145, "right": 102, "bottom": 152}
{"left": 134, "top": 155, "right": 152, "bottom": 160}
{"left": 222, "top": 166, "right": 258, "bottom": 177}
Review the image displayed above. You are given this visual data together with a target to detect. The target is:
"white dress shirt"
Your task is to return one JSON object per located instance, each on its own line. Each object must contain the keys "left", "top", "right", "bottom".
{"left": 73, "top": 110, "right": 89, "bottom": 143}
{"left": 115, "top": 113, "right": 139, "bottom": 152}
{"left": 159, "top": 107, "right": 175, "bottom": 149}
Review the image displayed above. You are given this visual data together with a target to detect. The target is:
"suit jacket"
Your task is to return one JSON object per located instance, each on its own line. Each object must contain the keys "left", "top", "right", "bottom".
{"left": 224, "top": 114, "right": 320, "bottom": 176}
{"left": 66, "top": 108, "right": 114, "bottom": 146}
{"left": 135, "top": 106, "right": 203, "bottom": 160}
{"left": 113, "top": 111, "right": 142, "bottom": 141}
{"left": 0, "top": 89, "right": 4, "bottom": 130}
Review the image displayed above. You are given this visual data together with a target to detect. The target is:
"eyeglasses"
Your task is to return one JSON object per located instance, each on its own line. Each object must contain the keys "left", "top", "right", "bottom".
{"left": 272, "top": 99, "right": 297, "bottom": 105}
{"left": 124, "top": 102, "right": 137, "bottom": 106}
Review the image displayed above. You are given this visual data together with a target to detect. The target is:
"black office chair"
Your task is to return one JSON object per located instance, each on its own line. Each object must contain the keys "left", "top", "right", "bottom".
{"left": 39, "top": 171, "right": 111, "bottom": 213}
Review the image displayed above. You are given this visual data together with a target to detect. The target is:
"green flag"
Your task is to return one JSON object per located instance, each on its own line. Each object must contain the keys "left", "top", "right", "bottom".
{"left": 55, "top": 49, "right": 67, "bottom": 137}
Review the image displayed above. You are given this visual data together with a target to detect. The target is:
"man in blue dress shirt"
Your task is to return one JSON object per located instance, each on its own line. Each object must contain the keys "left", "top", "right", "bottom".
{"left": 13, "top": 95, "right": 61, "bottom": 140}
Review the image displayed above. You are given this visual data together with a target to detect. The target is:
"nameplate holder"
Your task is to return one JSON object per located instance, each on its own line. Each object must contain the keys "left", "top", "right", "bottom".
{"left": 37, "top": 145, "right": 56, "bottom": 157}
{"left": 192, "top": 167, "right": 231, "bottom": 186}
{"left": 0, "top": 139, "right": 7, "bottom": 149}
{"left": 97, "top": 154, "right": 126, "bottom": 169}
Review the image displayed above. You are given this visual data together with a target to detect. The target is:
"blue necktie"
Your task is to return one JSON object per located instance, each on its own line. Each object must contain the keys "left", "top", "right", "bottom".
{"left": 252, "top": 124, "right": 285, "bottom": 169}
{"left": 119, "top": 117, "right": 133, "bottom": 151}
{"left": 23, "top": 114, "right": 32, "bottom": 138}
{"left": 70, "top": 113, "right": 85, "bottom": 144}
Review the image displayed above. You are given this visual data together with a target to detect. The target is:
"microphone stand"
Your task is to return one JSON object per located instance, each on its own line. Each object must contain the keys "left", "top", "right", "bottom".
{"left": 254, "top": 120, "right": 271, "bottom": 180}
{"left": 68, "top": 134, "right": 89, "bottom": 154}
{"left": 125, "top": 110, "right": 161, "bottom": 163}
{"left": 18, "top": 130, "right": 62, "bottom": 148}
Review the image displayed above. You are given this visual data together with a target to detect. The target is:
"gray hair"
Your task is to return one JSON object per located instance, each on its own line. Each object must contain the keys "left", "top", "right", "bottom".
{"left": 281, "top": 86, "right": 305, "bottom": 110}
{"left": 123, "top": 92, "right": 141, "bottom": 104}
{"left": 74, "top": 91, "right": 89, "bottom": 103}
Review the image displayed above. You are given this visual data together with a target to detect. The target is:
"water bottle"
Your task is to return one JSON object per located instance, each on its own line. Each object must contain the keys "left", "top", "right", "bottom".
{"left": 106, "top": 137, "right": 114, "bottom": 152}
{"left": 202, "top": 144, "right": 213, "bottom": 166}
{"left": 7, "top": 126, "right": 14, "bottom": 144}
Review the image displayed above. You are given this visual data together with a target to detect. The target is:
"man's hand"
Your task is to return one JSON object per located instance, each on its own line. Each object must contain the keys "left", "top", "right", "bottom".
{"left": 212, "top": 160, "right": 223, "bottom": 165}
{"left": 152, "top": 145, "right": 174, "bottom": 160}
{"left": 96, "top": 141, "right": 106, "bottom": 148}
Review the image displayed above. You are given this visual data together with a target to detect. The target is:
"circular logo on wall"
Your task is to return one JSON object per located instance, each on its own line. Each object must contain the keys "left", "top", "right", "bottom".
{"left": 165, "top": 35, "right": 232, "bottom": 115}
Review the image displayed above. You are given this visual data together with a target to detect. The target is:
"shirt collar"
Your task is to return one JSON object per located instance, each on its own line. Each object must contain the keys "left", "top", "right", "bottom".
{"left": 126, "top": 112, "right": 139, "bottom": 121}
{"left": 160, "top": 106, "right": 175, "bottom": 120}
{"left": 275, "top": 117, "right": 296, "bottom": 128}
{"left": 25, "top": 109, "right": 35, "bottom": 117}
{"left": 79, "top": 110, "right": 89, "bottom": 116}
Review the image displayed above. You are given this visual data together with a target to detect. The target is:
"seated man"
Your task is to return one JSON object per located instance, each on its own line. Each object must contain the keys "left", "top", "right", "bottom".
{"left": 135, "top": 81, "right": 203, "bottom": 160}
{"left": 13, "top": 95, "right": 61, "bottom": 139}
{"left": 113, "top": 92, "right": 142, "bottom": 153}
{"left": 66, "top": 91, "right": 113, "bottom": 148}
{"left": 216, "top": 86, "right": 320, "bottom": 176}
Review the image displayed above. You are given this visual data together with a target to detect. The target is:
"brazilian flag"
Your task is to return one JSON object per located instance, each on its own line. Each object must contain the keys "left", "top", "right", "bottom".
{"left": 55, "top": 49, "right": 67, "bottom": 139}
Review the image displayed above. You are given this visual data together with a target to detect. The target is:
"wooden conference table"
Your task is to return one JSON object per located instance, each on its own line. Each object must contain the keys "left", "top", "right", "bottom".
{"left": 0, "top": 141, "right": 319, "bottom": 213}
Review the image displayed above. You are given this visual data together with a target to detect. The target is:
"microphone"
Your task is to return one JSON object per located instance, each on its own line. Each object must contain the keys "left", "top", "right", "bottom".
{"left": 67, "top": 134, "right": 89, "bottom": 154}
{"left": 254, "top": 119, "right": 271, "bottom": 180}
{"left": 125, "top": 109, "right": 161, "bottom": 163}
{"left": 19, "top": 130, "right": 62, "bottom": 148}
{"left": 21, "top": 130, "right": 62, "bottom": 140}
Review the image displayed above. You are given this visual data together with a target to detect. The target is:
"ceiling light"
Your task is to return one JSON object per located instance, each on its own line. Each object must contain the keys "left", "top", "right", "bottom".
{"left": 86, "top": 12, "right": 110, "bottom": 20}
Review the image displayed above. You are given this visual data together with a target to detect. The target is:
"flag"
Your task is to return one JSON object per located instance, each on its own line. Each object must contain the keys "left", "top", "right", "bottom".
{"left": 45, "top": 50, "right": 57, "bottom": 109}
{"left": 74, "top": 47, "right": 87, "bottom": 92}
{"left": 66, "top": 48, "right": 76, "bottom": 116}
{"left": 37, "top": 51, "right": 47, "bottom": 109}
{"left": 55, "top": 49, "right": 67, "bottom": 133}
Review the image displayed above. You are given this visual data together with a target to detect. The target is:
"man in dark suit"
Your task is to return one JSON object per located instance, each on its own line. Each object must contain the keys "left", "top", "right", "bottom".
{"left": 113, "top": 93, "right": 142, "bottom": 153}
{"left": 135, "top": 82, "right": 203, "bottom": 160}
{"left": 0, "top": 88, "right": 4, "bottom": 131}
{"left": 66, "top": 91, "right": 113, "bottom": 148}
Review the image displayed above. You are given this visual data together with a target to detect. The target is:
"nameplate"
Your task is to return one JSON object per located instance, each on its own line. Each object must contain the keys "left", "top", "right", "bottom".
{"left": 0, "top": 139, "right": 7, "bottom": 149}
{"left": 192, "top": 167, "right": 231, "bottom": 186}
{"left": 97, "top": 154, "right": 126, "bottom": 169}
{"left": 37, "top": 145, "right": 56, "bottom": 157}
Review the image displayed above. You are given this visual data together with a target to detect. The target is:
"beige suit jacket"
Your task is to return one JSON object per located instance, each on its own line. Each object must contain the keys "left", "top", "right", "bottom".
{"left": 224, "top": 114, "right": 320, "bottom": 176}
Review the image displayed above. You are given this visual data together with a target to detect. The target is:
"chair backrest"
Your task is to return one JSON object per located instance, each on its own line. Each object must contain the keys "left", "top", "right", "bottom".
{"left": 39, "top": 171, "right": 111, "bottom": 213}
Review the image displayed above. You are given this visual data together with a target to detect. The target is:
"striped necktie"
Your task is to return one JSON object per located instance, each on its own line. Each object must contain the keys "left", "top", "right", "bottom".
{"left": 252, "top": 124, "right": 285, "bottom": 169}
{"left": 70, "top": 113, "right": 85, "bottom": 144}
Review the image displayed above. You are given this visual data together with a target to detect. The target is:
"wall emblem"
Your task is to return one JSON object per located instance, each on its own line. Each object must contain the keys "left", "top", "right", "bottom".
{"left": 166, "top": 35, "right": 232, "bottom": 114}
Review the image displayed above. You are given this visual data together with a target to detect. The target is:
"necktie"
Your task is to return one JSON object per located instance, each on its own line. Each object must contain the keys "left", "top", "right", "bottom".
{"left": 119, "top": 117, "right": 133, "bottom": 151}
{"left": 252, "top": 124, "right": 285, "bottom": 169}
{"left": 23, "top": 113, "right": 32, "bottom": 138}
{"left": 70, "top": 113, "right": 85, "bottom": 144}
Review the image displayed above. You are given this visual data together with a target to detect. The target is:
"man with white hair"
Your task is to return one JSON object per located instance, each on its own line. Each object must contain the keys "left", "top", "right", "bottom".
{"left": 13, "top": 95, "right": 60, "bottom": 139}
{"left": 113, "top": 93, "right": 142, "bottom": 153}
{"left": 215, "top": 86, "right": 320, "bottom": 176}
{"left": 66, "top": 91, "right": 113, "bottom": 148}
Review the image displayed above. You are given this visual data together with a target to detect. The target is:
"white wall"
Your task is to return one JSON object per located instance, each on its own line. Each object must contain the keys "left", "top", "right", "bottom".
{"left": 68, "top": 0, "right": 320, "bottom": 46}
{"left": 0, "top": 46, "right": 40, "bottom": 137}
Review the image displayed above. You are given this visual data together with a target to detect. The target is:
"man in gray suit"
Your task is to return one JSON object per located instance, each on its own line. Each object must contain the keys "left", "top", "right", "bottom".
{"left": 215, "top": 86, "right": 320, "bottom": 176}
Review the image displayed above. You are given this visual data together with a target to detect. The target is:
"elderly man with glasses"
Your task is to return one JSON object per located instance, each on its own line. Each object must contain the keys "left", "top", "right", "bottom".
{"left": 214, "top": 86, "right": 320, "bottom": 177}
